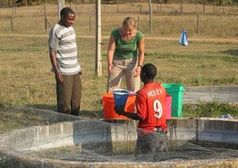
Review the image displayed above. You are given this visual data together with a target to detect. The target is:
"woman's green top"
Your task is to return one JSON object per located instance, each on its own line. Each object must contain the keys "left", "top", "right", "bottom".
{"left": 111, "top": 28, "right": 144, "bottom": 59}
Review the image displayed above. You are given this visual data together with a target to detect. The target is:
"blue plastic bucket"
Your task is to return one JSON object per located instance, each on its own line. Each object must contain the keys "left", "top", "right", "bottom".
{"left": 113, "top": 89, "right": 130, "bottom": 109}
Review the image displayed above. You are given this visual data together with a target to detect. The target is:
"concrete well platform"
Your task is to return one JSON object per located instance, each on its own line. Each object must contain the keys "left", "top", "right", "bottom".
{"left": 1, "top": 118, "right": 238, "bottom": 168}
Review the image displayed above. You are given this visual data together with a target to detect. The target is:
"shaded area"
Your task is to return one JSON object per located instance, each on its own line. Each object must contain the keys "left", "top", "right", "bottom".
{"left": 223, "top": 49, "right": 238, "bottom": 57}
{"left": 28, "top": 103, "right": 102, "bottom": 119}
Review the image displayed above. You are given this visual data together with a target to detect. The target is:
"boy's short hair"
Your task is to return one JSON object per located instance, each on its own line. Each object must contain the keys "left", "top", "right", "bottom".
{"left": 60, "top": 7, "right": 75, "bottom": 18}
{"left": 142, "top": 63, "right": 157, "bottom": 80}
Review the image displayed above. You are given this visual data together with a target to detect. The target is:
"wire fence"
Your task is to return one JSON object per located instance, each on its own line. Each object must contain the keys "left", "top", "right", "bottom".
{"left": 0, "top": 1, "right": 238, "bottom": 38}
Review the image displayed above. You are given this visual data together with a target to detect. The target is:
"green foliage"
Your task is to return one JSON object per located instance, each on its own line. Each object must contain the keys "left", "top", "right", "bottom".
{"left": 183, "top": 103, "right": 238, "bottom": 118}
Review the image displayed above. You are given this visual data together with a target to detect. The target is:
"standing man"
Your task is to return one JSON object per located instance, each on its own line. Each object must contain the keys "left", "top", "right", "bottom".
{"left": 48, "top": 7, "right": 81, "bottom": 116}
{"left": 115, "top": 63, "right": 168, "bottom": 159}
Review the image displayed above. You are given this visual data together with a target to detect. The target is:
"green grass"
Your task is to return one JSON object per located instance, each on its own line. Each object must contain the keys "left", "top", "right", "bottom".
{"left": 144, "top": 39, "right": 238, "bottom": 85}
{"left": 0, "top": 35, "right": 237, "bottom": 119}
{"left": 183, "top": 103, "right": 238, "bottom": 118}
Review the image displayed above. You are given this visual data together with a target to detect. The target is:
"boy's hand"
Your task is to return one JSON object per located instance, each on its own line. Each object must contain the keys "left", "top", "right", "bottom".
{"left": 114, "top": 106, "right": 124, "bottom": 115}
{"left": 55, "top": 71, "right": 64, "bottom": 83}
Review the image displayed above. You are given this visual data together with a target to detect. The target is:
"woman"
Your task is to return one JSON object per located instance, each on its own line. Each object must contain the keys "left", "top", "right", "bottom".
{"left": 107, "top": 16, "right": 145, "bottom": 92}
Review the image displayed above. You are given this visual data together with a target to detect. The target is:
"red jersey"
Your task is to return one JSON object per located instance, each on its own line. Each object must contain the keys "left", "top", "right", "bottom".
{"left": 136, "top": 82, "right": 167, "bottom": 132}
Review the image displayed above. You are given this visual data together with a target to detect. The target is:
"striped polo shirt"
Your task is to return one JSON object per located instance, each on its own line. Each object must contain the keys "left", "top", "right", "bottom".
{"left": 48, "top": 23, "right": 81, "bottom": 75}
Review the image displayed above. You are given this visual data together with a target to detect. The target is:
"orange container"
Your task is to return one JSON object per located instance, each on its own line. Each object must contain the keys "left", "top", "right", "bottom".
{"left": 102, "top": 92, "right": 136, "bottom": 120}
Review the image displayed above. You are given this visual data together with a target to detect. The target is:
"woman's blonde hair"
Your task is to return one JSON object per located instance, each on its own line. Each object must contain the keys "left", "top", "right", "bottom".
{"left": 122, "top": 17, "right": 137, "bottom": 29}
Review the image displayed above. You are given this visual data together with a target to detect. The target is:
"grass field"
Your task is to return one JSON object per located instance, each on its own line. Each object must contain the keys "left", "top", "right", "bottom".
{"left": 0, "top": 34, "right": 237, "bottom": 113}
{"left": 0, "top": 3, "right": 238, "bottom": 132}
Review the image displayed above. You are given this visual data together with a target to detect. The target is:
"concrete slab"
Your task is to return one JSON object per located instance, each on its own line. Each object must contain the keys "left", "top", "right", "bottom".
{"left": 184, "top": 86, "right": 238, "bottom": 104}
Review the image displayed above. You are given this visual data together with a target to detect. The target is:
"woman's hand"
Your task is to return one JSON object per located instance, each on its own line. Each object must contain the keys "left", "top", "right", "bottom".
{"left": 108, "top": 64, "right": 113, "bottom": 74}
{"left": 107, "top": 35, "right": 116, "bottom": 74}
{"left": 133, "top": 65, "right": 142, "bottom": 77}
